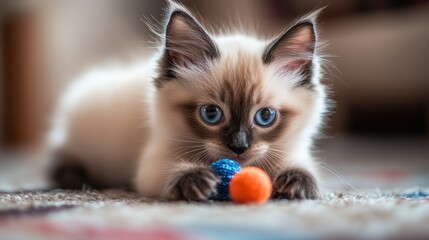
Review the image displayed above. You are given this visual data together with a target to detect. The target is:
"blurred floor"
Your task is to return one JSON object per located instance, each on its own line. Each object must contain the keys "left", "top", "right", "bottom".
{"left": 0, "top": 136, "right": 428, "bottom": 191}
{"left": 318, "top": 137, "right": 429, "bottom": 189}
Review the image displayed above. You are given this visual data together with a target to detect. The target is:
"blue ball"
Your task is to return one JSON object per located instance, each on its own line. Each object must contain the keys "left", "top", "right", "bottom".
{"left": 210, "top": 159, "right": 241, "bottom": 201}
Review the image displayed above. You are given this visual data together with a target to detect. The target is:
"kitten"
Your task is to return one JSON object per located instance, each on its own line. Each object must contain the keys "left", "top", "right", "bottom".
{"left": 48, "top": 2, "right": 328, "bottom": 201}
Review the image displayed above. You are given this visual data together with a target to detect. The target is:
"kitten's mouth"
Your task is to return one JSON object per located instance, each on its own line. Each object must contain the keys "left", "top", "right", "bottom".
{"left": 205, "top": 142, "right": 262, "bottom": 165}
{"left": 219, "top": 152, "right": 252, "bottom": 165}
{"left": 208, "top": 149, "right": 249, "bottom": 164}
{"left": 231, "top": 155, "right": 245, "bottom": 162}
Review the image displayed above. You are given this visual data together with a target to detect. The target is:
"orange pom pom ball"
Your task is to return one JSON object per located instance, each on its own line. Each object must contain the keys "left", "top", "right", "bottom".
{"left": 230, "top": 167, "right": 272, "bottom": 204}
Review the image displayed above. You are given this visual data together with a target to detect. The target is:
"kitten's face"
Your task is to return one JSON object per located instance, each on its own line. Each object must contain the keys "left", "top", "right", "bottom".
{"left": 174, "top": 52, "right": 294, "bottom": 163}
{"left": 156, "top": 5, "right": 321, "bottom": 172}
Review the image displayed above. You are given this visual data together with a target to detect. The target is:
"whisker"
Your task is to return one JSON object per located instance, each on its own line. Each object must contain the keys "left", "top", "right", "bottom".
{"left": 255, "top": 152, "right": 278, "bottom": 177}
{"left": 256, "top": 154, "right": 270, "bottom": 173}
{"left": 198, "top": 151, "right": 212, "bottom": 166}
{"left": 267, "top": 152, "right": 282, "bottom": 169}
{"left": 269, "top": 148, "right": 290, "bottom": 157}
{"left": 171, "top": 147, "right": 207, "bottom": 163}
{"left": 164, "top": 144, "right": 205, "bottom": 158}
{"left": 191, "top": 149, "right": 208, "bottom": 165}
{"left": 267, "top": 150, "right": 287, "bottom": 163}
{"left": 266, "top": 155, "right": 277, "bottom": 172}
{"left": 316, "top": 162, "right": 362, "bottom": 193}
{"left": 167, "top": 138, "right": 204, "bottom": 144}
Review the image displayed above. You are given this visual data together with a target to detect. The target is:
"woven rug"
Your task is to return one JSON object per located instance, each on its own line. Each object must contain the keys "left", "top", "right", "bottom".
{"left": 1, "top": 150, "right": 429, "bottom": 239}
{"left": 1, "top": 188, "right": 429, "bottom": 239}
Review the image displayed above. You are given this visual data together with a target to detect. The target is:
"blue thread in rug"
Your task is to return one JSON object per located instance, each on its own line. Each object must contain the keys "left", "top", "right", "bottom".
{"left": 402, "top": 191, "right": 429, "bottom": 199}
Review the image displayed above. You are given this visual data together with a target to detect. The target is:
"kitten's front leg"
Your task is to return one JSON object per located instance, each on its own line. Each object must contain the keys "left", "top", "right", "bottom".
{"left": 272, "top": 168, "right": 319, "bottom": 200}
{"left": 135, "top": 145, "right": 220, "bottom": 201}
{"left": 168, "top": 165, "right": 220, "bottom": 201}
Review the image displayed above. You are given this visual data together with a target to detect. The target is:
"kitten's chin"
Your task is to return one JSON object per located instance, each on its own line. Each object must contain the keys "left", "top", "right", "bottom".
{"left": 230, "top": 155, "right": 250, "bottom": 165}
{"left": 205, "top": 146, "right": 247, "bottom": 164}
{"left": 209, "top": 150, "right": 255, "bottom": 165}
{"left": 204, "top": 142, "right": 267, "bottom": 165}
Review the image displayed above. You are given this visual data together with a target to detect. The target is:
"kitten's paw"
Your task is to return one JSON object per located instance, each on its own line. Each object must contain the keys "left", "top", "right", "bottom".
{"left": 173, "top": 167, "right": 220, "bottom": 201}
{"left": 272, "top": 169, "right": 318, "bottom": 200}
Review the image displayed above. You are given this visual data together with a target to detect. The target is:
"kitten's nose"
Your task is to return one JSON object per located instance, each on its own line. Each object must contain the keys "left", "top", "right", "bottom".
{"left": 225, "top": 128, "right": 250, "bottom": 155}
{"left": 227, "top": 143, "right": 249, "bottom": 155}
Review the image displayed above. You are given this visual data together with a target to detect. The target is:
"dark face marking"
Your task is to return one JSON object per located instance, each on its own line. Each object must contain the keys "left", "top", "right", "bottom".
{"left": 219, "top": 81, "right": 256, "bottom": 155}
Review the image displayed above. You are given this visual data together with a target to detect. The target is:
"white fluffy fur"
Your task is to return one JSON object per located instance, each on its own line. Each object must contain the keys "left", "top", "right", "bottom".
{"left": 48, "top": 58, "right": 158, "bottom": 186}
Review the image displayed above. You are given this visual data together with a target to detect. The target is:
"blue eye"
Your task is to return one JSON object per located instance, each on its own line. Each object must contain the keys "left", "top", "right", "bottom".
{"left": 200, "top": 105, "right": 223, "bottom": 125}
{"left": 255, "top": 108, "right": 276, "bottom": 126}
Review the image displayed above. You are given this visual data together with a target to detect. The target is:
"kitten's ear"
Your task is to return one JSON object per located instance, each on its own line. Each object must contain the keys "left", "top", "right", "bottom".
{"left": 263, "top": 11, "right": 321, "bottom": 86}
{"left": 164, "top": 4, "right": 219, "bottom": 69}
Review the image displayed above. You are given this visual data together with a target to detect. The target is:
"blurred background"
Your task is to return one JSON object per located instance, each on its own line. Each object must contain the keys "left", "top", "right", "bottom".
{"left": 0, "top": 0, "right": 428, "bottom": 189}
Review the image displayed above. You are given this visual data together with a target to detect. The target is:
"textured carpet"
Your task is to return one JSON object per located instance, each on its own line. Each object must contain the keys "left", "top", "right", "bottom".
{"left": 0, "top": 146, "right": 429, "bottom": 240}
{"left": 1, "top": 188, "right": 429, "bottom": 239}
